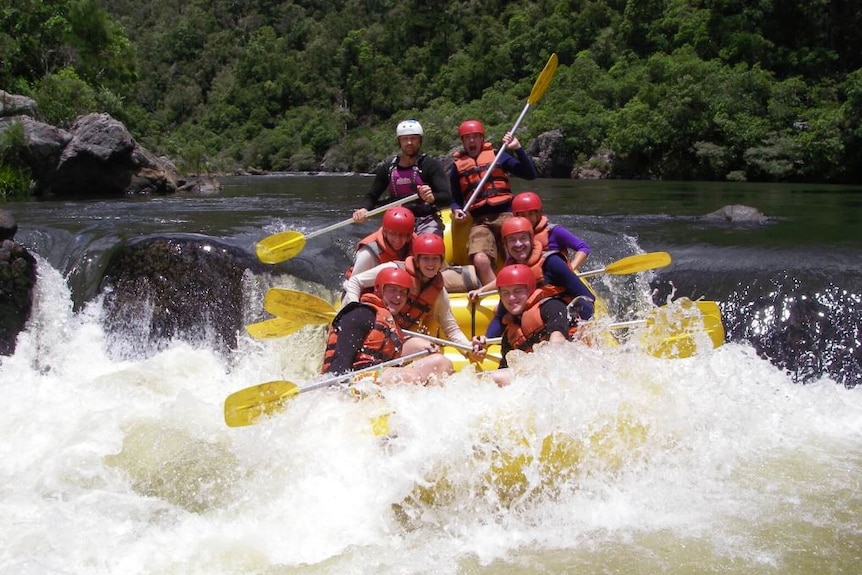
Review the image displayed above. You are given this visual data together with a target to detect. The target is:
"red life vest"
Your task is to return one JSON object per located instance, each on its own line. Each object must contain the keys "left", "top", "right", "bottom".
{"left": 344, "top": 227, "right": 411, "bottom": 280}
{"left": 394, "top": 257, "right": 444, "bottom": 330}
{"left": 532, "top": 216, "right": 553, "bottom": 250}
{"left": 320, "top": 293, "right": 404, "bottom": 373}
{"left": 453, "top": 143, "right": 512, "bottom": 212}
{"left": 532, "top": 217, "right": 571, "bottom": 263}
{"left": 502, "top": 290, "right": 554, "bottom": 352}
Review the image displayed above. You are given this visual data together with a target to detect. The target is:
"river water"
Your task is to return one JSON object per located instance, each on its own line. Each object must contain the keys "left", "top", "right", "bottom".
{"left": 2, "top": 176, "right": 861, "bottom": 574}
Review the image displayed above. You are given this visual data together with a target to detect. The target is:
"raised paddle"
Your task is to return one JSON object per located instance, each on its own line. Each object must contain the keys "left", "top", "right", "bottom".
{"left": 462, "top": 53, "right": 559, "bottom": 213}
{"left": 224, "top": 349, "right": 431, "bottom": 427}
{"left": 255, "top": 193, "right": 420, "bottom": 264}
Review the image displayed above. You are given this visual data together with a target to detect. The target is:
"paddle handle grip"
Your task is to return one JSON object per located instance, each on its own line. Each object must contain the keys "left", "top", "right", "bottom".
{"left": 306, "top": 193, "right": 420, "bottom": 241}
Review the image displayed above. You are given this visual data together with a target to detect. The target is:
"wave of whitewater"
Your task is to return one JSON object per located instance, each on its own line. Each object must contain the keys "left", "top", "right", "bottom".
{"left": 1, "top": 259, "right": 861, "bottom": 575}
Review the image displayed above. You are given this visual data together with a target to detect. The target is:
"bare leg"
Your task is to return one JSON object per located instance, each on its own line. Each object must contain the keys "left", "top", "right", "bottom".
{"left": 483, "top": 367, "right": 513, "bottom": 387}
{"left": 472, "top": 251, "right": 496, "bottom": 285}
{"left": 377, "top": 355, "right": 453, "bottom": 386}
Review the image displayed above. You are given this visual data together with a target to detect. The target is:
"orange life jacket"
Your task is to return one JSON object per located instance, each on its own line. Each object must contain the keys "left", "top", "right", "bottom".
{"left": 344, "top": 227, "right": 411, "bottom": 280}
{"left": 320, "top": 293, "right": 404, "bottom": 373}
{"left": 394, "top": 257, "right": 444, "bottom": 330}
{"left": 453, "top": 143, "right": 512, "bottom": 212}
{"left": 502, "top": 290, "right": 555, "bottom": 352}
{"left": 533, "top": 217, "right": 574, "bottom": 263}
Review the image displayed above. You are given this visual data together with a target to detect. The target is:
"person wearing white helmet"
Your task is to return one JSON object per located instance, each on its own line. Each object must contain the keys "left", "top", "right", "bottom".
{"left": 353, "top": 119, "right": 451, "bottom": 237}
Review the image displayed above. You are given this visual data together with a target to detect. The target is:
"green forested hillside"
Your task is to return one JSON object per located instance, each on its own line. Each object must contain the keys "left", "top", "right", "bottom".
{"left": 3, "top": 0, "right": 862, "bottom": 183}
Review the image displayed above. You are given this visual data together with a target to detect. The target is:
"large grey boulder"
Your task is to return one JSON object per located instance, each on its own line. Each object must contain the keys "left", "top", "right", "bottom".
{"left": 0, "top": 90, "right": 37, "bottom": 117}
{"left": 527, "top": 129, "right": 570, "bottom": 178}
{"left": 99, "top": 235, "right": 267, "bottom": 357}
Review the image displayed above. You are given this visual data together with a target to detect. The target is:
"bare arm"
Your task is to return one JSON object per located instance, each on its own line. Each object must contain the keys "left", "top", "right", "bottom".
{"left": 433, "top": 290, "right": 471, "bottom": 347}
{"left": 343, "top": 262, "right": 397, "bottom": 304}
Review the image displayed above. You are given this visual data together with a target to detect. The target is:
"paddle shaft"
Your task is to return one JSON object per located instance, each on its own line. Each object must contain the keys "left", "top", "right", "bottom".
{"left": 403, "top": 329, "right": 502, "bottom": 351}
{"left": 299, "top": 349, "right": 431, "bottom": 394}
{"left": 473, "top": 252, "right": 671, "bottom": 299}
{"left": 306, "top": 193, "right": 419, "bottom": 241}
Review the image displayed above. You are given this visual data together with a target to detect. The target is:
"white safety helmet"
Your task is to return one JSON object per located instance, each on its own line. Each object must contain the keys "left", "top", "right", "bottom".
{"left": 396, "top": 119, "right": 424, "bottom": 138}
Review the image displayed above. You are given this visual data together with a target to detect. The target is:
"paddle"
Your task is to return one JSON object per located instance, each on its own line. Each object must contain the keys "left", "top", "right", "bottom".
{"left": 577, "top": 251, "right": 671, "bottom": 278}
{"left": 263, "top": 288, "right": 337, "bottom": 322}
{"left": 473, "top": 252, "right": 673, "bottom": 299}
{"left": 245, "top": 316, "right": 315, "bottom": 339}
{"left": 224, "top": 349, "right": 431, "bottom": 427}
{"left": 462, "top": 53, "right": 559, "bottom": 213}
{"left": 255, "top": 193, "right": 420, "bottom": 264}
{"left": 607, "top": 300, "right": 725, "bottom": 359}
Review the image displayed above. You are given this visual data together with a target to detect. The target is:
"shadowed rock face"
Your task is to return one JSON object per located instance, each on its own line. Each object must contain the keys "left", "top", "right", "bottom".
{"left": 0, "top": 211, "right": 36, "bottom": 356}
{"left": 704, "top": 204, "right": 766, "bottom": 223}
{"left": 99, "top": 235, "right": 266, "bottom": 358}
{"left": 0, "top": 240, "right": 37, "bottom": 355}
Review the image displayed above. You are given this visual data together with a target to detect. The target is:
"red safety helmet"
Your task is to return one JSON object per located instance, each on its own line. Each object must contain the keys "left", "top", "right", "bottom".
{"left": 512, "top": 191, "right": 542, "bottom": 213}
{"left": 382, "top": 206, "right": 415, "bottom": 234}
{"left": 496, "top": 264, "right": 536, "bottom": 293}
{"left": 411, "top": 233, "right": 445, "bottom": 258}
{"left": 458, "top": 120, "right": 485, "bottom": 137}
{"left": 501, "top": 216, "right": 534, "bottom": 239}
{"left": 375, "top": 267, "right": 413, "bottom": 294}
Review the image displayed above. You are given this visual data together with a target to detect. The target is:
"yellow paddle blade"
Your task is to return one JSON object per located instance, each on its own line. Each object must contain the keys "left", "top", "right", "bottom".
{"left": 263, "top": 288, "right": 338, "bottom": 322}
{"left": 255, "top": 231, "right": 306, "bottom": 264}
{"left": 224, "top": 380, "right": 300, "bottom": 427}
{"left": 641, "top": 299, "right": 725, "bottom": 359}
{"left": 245, "top": 317, "right": 312, "bottom": 339}
{"left": 605, "top": 252, "right": 671, "bottom": 275}
{"left": 527, "top": 53, "right": 558, "bottom": 105}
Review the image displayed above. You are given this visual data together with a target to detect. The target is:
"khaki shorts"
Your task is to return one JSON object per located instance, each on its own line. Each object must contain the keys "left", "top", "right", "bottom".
{"left": 441, "top": 265, "right": 481, "bottom": 293}
{"left": 467, "top": 212, "right": 512, "bottom": 262}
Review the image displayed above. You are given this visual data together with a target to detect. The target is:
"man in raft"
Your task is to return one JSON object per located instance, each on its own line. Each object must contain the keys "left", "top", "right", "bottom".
{"left": 352, "top": 119, "right": 451, "bottom": 237}
{"left": 449, "top": 119, "right": 538, "bottom": 285}
{"left": 485, "top": 264, "right": 573, "bottom": 387}
{"left": 343, "top": 233, "right": 487, "bottom": 361}
{"left": 322, "top": 267, "right": 453, "bottom": 386}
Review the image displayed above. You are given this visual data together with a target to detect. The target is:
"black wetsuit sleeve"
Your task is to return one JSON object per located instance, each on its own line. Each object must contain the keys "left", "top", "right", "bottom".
{"left": 540, "top": 298, "right": 570, "bottom": 336}
{"left": 498, "top": 298, "right": 569, "bottom": 370}
{"left": 326, "top": 305, "right": 377, "bottom": 375}
{"left": 420, "top": 156, "right": 452, "bottom": 207}
{"left": 359, "top": 162, "right": 391, "bottom": 210}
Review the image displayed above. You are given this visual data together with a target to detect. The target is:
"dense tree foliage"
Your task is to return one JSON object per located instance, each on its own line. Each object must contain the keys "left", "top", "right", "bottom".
{"left": 2, "top": 0, "right": 862, "bottom": 182}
